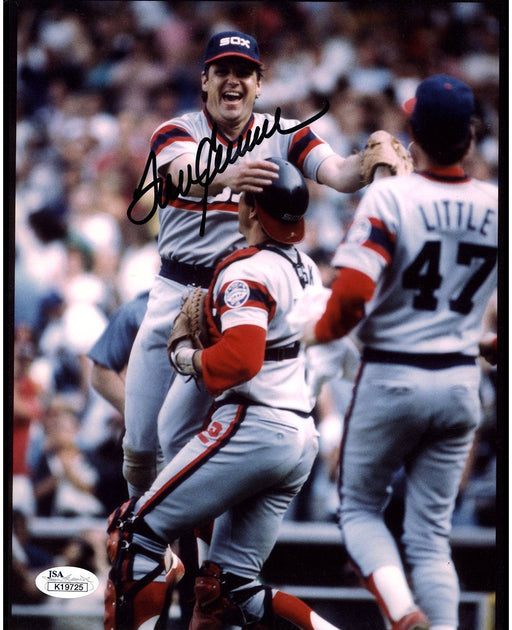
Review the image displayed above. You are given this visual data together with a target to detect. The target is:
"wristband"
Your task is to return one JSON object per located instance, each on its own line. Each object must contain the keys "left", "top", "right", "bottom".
{"left": 172, "top": 347, "right": 198, "bottom": 376}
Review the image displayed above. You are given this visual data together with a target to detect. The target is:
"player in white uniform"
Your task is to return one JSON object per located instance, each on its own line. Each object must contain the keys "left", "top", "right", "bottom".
{"left": 105, "top": 160, "right": 342, "bottom": 630}
{"left": 122, "top": 30, "right": 365, "bottom": 499}
{"left": 303, "top": 75, "right": 498, "bottom": 630}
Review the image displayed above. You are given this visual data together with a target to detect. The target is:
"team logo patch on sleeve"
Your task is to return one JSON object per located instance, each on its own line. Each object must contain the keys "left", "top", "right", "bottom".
{"left": 224, "top": 280, "right": 250, "bottom": 308}
{"left": 346, "top": 217, "right": 372, "bottom": 243}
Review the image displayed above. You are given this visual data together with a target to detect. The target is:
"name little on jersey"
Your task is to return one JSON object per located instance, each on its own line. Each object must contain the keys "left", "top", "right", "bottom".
{"left": 418, "top": 199, "right": 495, "bottom": 236}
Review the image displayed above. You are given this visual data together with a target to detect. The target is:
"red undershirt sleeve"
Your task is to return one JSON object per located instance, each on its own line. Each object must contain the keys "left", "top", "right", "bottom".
{"left": 201, "top": 324, "right": 267, "bottom": 398}
{"left": 314, "top": 267, "right": 376, "bottom": 343}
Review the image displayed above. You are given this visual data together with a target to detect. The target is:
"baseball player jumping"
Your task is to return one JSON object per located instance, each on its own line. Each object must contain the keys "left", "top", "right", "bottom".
{"left": 302, "top": 75, "right": 497, "bottom": 630}
{"left": 105, "top": 160, "right": 343, "bottom": 630}
{"left": 121, "top": 29, "right": 406, "bottom": 499}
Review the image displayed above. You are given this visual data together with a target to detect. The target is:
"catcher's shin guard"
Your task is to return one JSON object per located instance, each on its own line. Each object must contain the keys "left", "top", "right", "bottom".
{"left": 269, "top": 591, "right": 340, "bottom": 629}
{"left": 188, "top": 561, "right": 242, "bottom": 630}
{"left": 104, "top": 499, "right": 185, "bottom": 630}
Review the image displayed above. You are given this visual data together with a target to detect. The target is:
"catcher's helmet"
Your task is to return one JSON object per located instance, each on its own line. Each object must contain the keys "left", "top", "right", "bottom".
{"left": 253, "top": 157, "right": 309, "bottom": 244}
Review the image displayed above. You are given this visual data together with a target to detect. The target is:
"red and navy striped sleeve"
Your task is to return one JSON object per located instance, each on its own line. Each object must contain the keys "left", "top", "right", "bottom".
{"left": 358, "top": 218, "right": 396, "bottom": 264}
{"left": 288, "top": 126, "right": 324, "bottom": 171}
{"left": 150, "top": 124, "right": 196, "bottom": 157}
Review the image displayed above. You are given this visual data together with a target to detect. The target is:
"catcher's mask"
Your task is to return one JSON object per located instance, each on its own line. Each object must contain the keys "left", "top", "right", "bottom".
{"left": 252, "top": 157, "right": 309, "bottom": 245}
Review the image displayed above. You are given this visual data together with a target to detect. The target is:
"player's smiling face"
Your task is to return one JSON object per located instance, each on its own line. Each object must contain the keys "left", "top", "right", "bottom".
{"left": 202, "top": 59, "right": 261, "bottom": 133}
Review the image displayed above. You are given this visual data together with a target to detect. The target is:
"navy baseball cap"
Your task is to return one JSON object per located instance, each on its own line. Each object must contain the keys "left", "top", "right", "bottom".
{"left": 403, "top": 74, "right": 474, "bottom": 142}
{"left": 204, "top": 31, "right": 262, "bottom": 67}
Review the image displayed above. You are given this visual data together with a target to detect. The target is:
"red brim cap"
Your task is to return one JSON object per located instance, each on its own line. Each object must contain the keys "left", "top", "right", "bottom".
{"left": 204, "top": 51, "right": 263, "bottom": 66}
{"left": 403, "top": 96, "right": 416, "bottom": 115}
{"left": 255, "top": 202, "right": 305, "bottom": 244}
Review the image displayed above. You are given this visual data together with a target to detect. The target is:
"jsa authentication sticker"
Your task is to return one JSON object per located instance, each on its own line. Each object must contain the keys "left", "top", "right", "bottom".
{"left": 36, "top": 566, "right": 100, "bottom": 599}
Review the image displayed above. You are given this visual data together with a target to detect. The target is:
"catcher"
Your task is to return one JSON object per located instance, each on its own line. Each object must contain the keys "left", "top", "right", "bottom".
{"left": 105, "top": 159, "right": 348, "bottom": 630}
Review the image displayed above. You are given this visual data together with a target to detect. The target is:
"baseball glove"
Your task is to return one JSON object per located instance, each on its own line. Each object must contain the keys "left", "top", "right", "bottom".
{"left": 361, "top": 130, "right": 414, "bottom": 184}
{"left": 167, "top": 287, "right": 209, "bottom": 374}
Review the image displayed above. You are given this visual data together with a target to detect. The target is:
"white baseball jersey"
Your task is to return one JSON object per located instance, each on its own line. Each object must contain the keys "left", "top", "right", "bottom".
{"left": 332, "top": 171, "right": 498, "bottom": 356}
{"left": 150, "top": 109, "right": 335, "bottom": 266}
{"left": 206, "top": 244, "right": 322, "bottom": 412}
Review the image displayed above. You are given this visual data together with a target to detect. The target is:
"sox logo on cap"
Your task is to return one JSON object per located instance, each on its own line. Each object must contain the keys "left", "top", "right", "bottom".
{"left": 220, "top": 36, "right": 251, "bottom": 49}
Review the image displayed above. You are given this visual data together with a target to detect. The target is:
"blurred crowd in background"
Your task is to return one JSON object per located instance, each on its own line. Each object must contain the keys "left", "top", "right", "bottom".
{"left": 12, "top": 1, "right": 499, "bottom": 603}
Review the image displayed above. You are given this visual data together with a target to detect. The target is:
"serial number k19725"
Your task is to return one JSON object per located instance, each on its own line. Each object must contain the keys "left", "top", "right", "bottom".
{"left": 46, "top": 581, "right": 89, "bottom": 592}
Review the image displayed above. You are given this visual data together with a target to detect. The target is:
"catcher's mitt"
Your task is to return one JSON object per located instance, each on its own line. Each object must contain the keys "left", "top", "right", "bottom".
{"left": 167, "top": 287, "right": 209, "bottom": 374}
{"left": 361, "top": 130, "right": 414, "bottom": 184}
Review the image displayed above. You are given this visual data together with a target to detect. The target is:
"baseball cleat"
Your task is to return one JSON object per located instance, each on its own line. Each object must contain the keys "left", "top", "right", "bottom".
{"left": 391, "top": 609, "right": 430, "bottom": 630}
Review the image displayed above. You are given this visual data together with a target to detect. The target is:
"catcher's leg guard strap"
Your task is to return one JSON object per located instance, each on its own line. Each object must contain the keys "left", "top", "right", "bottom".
{"left": 240, "top": 588, "right": 340, "bottom": 630}
{"left": 105, "top": 563, "right": 171, "bottom": 630}
{"left": 229, "top": 580, "right": 275, "bottom": 628}
{"left": 189, "top": 561, "right": 244, "bottom": 630}
{"left": 194, "top": 566, "right": 274, "bottom": 628}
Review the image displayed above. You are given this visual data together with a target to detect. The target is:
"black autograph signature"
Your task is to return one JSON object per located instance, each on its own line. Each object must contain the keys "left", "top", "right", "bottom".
{"left": 127, "top": 102, "right": 329, "bottom": 236}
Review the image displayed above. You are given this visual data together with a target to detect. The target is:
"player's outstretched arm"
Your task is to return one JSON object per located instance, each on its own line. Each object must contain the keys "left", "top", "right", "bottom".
{"left": 318, "top": 130, "right": 414, "bottom": 193}
{"left": 317, "top": 153, "right": 364, "bottom": 193}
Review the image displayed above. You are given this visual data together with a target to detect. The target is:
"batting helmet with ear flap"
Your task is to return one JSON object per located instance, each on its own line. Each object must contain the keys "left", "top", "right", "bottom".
{"left": 253, "top": 157, "right": 309, "bottom": 244}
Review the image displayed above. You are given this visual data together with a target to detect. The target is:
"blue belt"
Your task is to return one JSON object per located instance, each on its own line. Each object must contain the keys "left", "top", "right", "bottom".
{"left": 362, "top": 347, "right": 476, "bottom": 369}
{"left": 159, "top": 257, "right": 214, "bottom": 288}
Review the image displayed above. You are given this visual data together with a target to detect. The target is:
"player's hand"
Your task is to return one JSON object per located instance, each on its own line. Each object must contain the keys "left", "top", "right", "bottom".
{"left": 223, "top": 158, "right": 280, "bottom": 193}
{"left": 173, "top": 347, "right": 201, "bottom": 376}
{"left": 373, "top": 165, "right": 395, "bottom": 179}
{"left": 478, "top": 332, "right": 497, "bottom": 366}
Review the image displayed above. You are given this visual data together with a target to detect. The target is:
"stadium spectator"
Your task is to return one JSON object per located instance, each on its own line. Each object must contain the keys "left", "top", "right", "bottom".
{"left": 13, "top": 329, "right": 43, "bottom": 517}
{"left": 30, "top": 402, "right": 104, "bottom": 517}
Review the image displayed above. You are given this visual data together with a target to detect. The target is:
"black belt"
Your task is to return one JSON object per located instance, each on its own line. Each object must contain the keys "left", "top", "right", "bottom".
{"left": 159, "top": 258, "right": 214, "bottom": 288}
{"left": 264, "top": 341, "right": 301, "bottom": 361}
{"left": 216, "top": 394, "right": 311, "bottom": 419}
{"left": 362, "top": 347, "right": 476, "bottom": 370}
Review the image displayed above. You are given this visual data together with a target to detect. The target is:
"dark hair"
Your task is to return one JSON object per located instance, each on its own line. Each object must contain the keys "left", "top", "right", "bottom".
{"left": 244, "top": 191, "right": 255, "bottom": 207}
{"left": 410, "top": 120, "right": 473, "bottom": 165}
